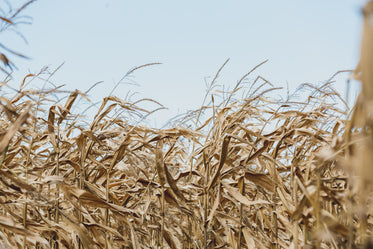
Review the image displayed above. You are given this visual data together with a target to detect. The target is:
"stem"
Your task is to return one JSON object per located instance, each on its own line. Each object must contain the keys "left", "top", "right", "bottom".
{"left": 238, "top": 177, "right": 244, "bottom": 249}
{"left": 55, "top": 125, "right": 60, "bottom": 229}
{"left": 271, "top": 186, "right": 278, "bottom": 249}
{"left": 161, "top": 186, "right": 165, "bottom": 248}
{"left": 203, "top": 152, "right": 210, "bottom": 249}
{"left": 105, "top": 172, "right": 110, "bottom": 249}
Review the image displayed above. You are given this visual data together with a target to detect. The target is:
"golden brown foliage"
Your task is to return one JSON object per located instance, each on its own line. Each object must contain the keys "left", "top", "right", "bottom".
{"left": 0, "top": 2, "right": 371, "bottom": 249}
{"left": 0, "top": 61, "right": 360, "bottom": 249}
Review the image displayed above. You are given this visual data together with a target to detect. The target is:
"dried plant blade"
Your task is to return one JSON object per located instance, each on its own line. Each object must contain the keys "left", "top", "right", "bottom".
{"left": 0, "top": 105, "right": 30, "bottom": 154}
{"left": 207, "top": 136, "right": 231, "bottom": 191}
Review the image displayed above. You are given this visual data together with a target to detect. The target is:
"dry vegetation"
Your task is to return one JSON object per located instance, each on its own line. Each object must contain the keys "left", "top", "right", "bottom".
{"left": 0, "top": 1, "right": 373, "bottom": 249}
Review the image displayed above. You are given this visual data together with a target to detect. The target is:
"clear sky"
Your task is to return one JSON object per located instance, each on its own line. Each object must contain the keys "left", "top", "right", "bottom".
{"left": 2, "top": 0, "right": 365, "bottom": 127}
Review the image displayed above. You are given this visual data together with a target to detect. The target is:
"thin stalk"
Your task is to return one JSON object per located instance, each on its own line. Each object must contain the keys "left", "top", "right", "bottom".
{"left": 303, "top": 223, "right": 307, "bottom": 247}
{"left": 271, "top": 185, "right": 278, "bottom": 249}
{"left": 314, "top": 170, "right": 321, "bottom": 249}
{"left": 238, "top": 176, "right": 244, "bottom": 249}
{"left": 294, "top": 220, "right": 299, "bottom": 249}
{"left": 161, "top": 186, "right": 165, "bottom": 248}
{"left": 105, "top": 173, "right": 110, "bottom": 249}
{"left": 78, "top": 138, "right": 87, "bottom": 249}
{"left": 54, "top": 124, "right": 61, "bottom": 249}
{"left": 293, "top": 176, "right": 299, "bottom": 249}
{"left": 203, "top": 152, "right": 209, "bottom": 249}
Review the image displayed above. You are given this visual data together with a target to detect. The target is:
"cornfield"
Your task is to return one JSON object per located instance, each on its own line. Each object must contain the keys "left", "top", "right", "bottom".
{"left": 0, "top": 1, "right": 372, "bottom": 249}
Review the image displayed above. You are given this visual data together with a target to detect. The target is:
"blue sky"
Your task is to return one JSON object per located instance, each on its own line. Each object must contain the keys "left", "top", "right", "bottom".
{"left": 3, "top": 0, "right": 365, "bottom": 127}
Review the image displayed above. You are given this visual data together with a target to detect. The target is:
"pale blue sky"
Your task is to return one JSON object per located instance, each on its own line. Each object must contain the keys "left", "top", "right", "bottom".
{"left": 3, "top": 0, "right": 365, "bottom": 127}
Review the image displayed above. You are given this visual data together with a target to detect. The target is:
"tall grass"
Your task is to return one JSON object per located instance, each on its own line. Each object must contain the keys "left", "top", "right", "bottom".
{"left": 0, "top": 1, "right": 371, "bottom": 249}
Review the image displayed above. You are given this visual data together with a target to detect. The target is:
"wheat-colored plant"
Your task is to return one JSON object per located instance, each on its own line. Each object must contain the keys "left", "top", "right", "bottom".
{"left": 0, "top": 1, "right": 371, "bottom": 249}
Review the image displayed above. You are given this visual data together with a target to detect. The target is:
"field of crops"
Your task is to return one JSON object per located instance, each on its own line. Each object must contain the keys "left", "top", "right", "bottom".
{"left": 0, "top": 1, "right": 372, "bottom": 249}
